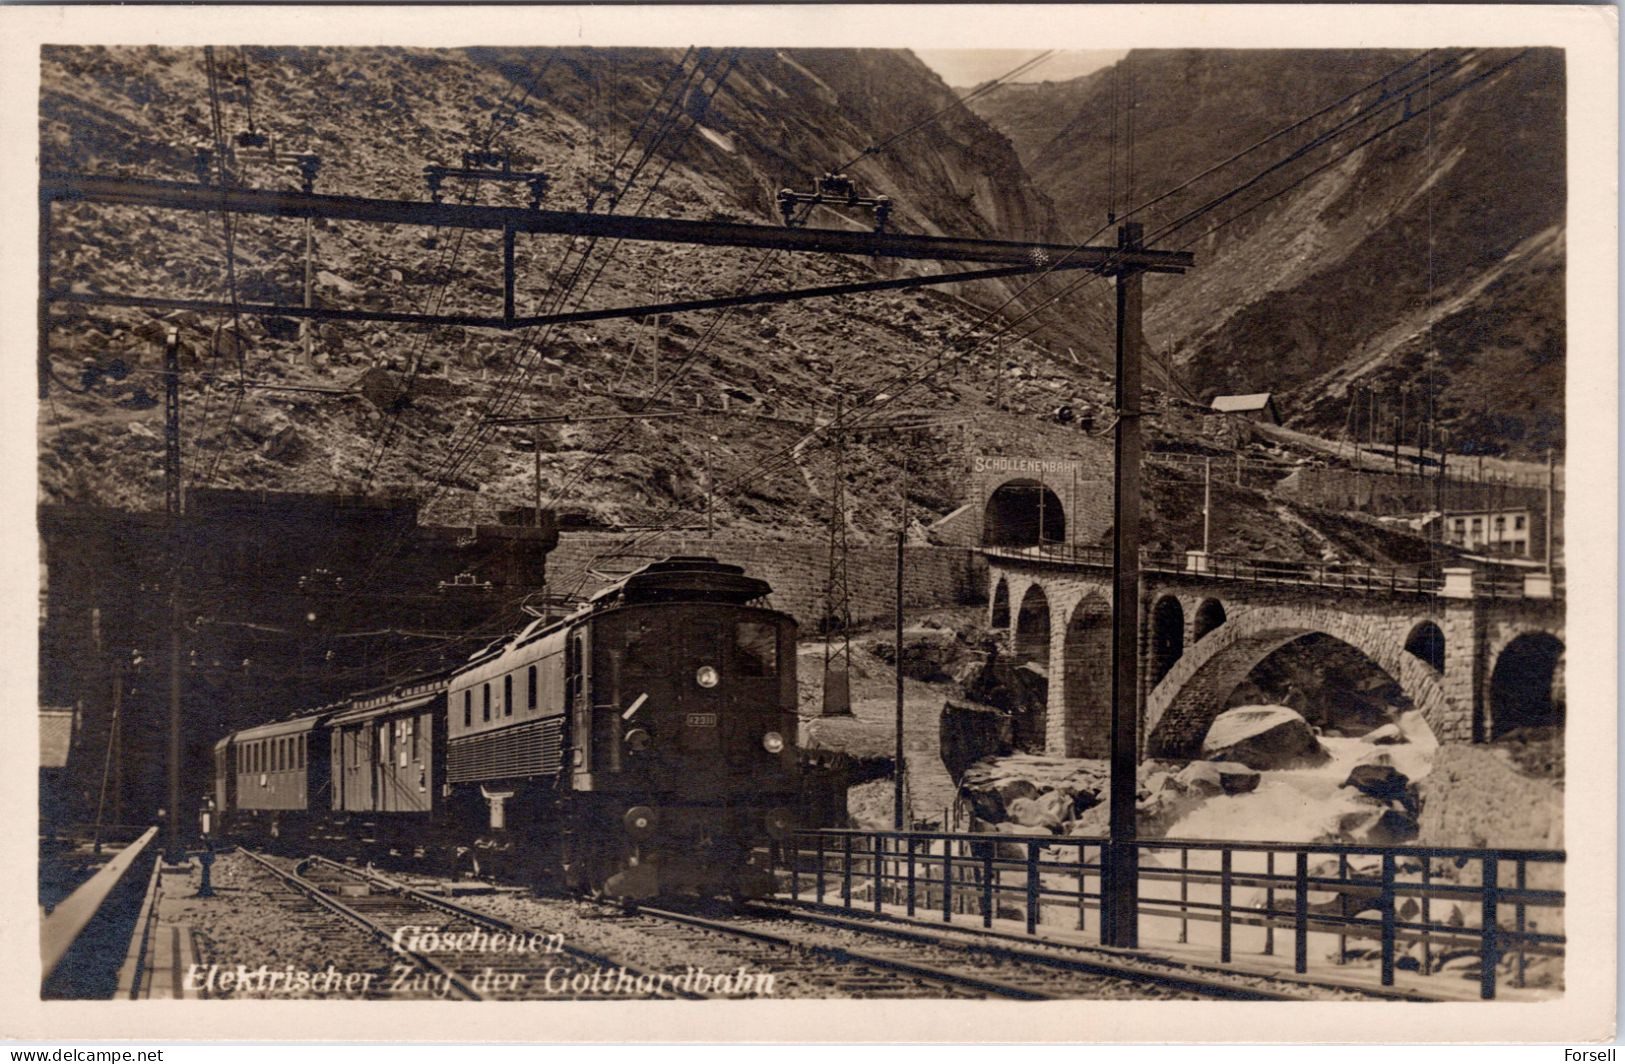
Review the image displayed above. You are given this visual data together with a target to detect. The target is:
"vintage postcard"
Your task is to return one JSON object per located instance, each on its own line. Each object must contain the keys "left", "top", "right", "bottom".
{"left": 2, "top": 2, "right": 1616, "bottom": 1044}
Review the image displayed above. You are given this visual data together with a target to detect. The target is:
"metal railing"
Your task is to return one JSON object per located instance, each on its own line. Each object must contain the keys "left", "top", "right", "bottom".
{"left": 983, "top": 544, "right": 1563, "bottom": 600}
{"left": 41, "top": 825, "right": 159, "bottom": 989}
{"left": 984, "top": 544, "right": 1444, "bottom": 595}
{"left": 773, "top": 828, "right": 1564, "bottom": 1000}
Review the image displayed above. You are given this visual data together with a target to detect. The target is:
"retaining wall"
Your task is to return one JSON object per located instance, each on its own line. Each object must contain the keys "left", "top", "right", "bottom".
{"left": 546, "top": 533, "right": 985, "bottom": 629}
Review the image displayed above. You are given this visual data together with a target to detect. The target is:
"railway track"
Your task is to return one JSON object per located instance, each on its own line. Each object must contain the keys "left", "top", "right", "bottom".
{"left": 230, "top": 854, "right": 1420, "bottom": 1000}
{"left": 236, "top": 851, "right": 702, "bottom": 1000}
{"left": 751, "top": 900, "right": 1445, "bottom": 1002}
{"left": 631, "top": 901, "right": 1274, "bottom": 1000}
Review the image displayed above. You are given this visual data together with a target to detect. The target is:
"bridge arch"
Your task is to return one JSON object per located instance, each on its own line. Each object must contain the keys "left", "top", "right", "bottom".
{"left": 1193, "top": 598, "right": 1227, "bottom": 642}
{"left": 1145, "top": 605, "right": 1458, "bottom": 758}
{"left": 1061, "top": 593, "right": 1112, "bottom": 756}
{"left": 1011, "top": 584, "right": 1052, "bottom": 751}
{"left": 1487, "top": 631, "right": 1564, "bottom": 739}
{"left": 1149, "top": 595, "right": 1185, "bottom": 686}
{"left": 989, "top": 577, "right": 1010, "bottom": 629}
{"left": 1404, "top": 620, "right": 1445, "bottom": 672}
{"left": 983, "top": 479, "right": 1065, "bottom": 547}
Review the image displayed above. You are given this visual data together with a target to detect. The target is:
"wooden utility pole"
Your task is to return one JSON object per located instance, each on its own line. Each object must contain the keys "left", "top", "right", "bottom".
{"left": 1393, "top": 389, "right": 1403, "bottom": 473}
{"left": 302, "top": 216, "right": 315, "bottom": 366}
{"left": 1203, "top": 457, "right": 1212, "bottom": 555}
{"left": 1545, "top": 448, "right": 1555, "bottom": 571}
{"left": 162, "top": 327, "right": 184, "bottom": 858}
{"left": 532, "top": 425, "right": 542, "bottom": 527}
{"left": 1103, "top": 221, "right": 1144, "bottom": 950}
{"left": 894, "top": 467, "right": 907, "bottom": 831}
{"left": 822, "top": 396, "right": 852, "bottom": 716}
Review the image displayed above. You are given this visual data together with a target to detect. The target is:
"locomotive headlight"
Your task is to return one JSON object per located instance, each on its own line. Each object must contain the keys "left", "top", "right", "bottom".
{"left": 762, "top": 730, "right": 785, "bottom": 754}
{"left": 695, "top": 665, "right": 720, "bottom": 688}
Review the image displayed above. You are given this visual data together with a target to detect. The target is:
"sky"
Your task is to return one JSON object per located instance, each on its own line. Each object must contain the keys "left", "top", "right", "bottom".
{"left": 913, "top": 49, "right": 1127, "bottom": 89}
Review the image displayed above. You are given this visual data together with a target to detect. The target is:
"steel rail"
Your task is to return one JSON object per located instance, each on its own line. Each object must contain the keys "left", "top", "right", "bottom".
{"left": 42, "top": 172, "right": 1194, "bottom": 271}
{"left": 632, "top": 903, "right": 1053, "bottom": 1000}
{"left": 238, "top": 849, "right": 482, "bottom": 1000}
{"left": 759, "top": 901, "right": 1447, "bottom": 1002}
{"left": 306, "top": 856, "right": 705, "bottom": 1000}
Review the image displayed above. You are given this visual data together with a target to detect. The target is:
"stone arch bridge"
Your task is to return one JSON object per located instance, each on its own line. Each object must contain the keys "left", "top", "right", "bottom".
{"left": 984, "top": 546, "right": 1564, "bottom": 760}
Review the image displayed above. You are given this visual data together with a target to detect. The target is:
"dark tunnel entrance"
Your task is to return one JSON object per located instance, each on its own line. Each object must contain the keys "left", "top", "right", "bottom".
{"left": 982, "top": 479, "right": 1066, "bottom": 547}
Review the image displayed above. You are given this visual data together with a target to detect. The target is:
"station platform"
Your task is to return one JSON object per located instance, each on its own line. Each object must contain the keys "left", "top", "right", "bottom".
{"left": 117, "top": 858, "right": 201, "bottom": 1000}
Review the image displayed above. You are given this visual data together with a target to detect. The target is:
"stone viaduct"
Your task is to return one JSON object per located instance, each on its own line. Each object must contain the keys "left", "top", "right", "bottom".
{"left": 985, "top": 547, "right": 1565, "bottom": 760}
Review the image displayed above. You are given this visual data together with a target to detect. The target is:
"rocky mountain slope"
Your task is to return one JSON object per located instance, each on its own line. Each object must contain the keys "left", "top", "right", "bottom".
{"left": 969, "top": 48, "right": 1566, "bottom": 459}
{"left": 39, "top": 45, "right": 1446, "bottom": 569}
{"left": 40, "top": 45, "right": 1079, "bottom": 534}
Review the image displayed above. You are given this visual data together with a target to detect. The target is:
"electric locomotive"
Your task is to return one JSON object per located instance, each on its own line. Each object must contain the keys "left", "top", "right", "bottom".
{"left": 446, "top": 555, "right": 800, "bottom": 899}
{"left": 214, "top": 556, "right": 802, "bottom": 900}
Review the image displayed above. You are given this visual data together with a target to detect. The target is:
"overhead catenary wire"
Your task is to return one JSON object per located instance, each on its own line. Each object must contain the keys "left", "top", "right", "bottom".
{"left": 362, "top": 47, "right": 701, "bottom": 490}
{"left": 559, "top": 48, "right": 1521, "bottom": 589}
{"left": 426, "top": 50, "right": 741, "bottom": 495}
{"left": 294, "top": 48, "right": 742, "bottom": 644}
{"left": 835, "top": 50, "right": 1056, "bottom": 172}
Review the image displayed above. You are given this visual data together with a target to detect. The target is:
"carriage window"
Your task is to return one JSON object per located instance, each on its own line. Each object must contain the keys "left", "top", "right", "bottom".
{"left": 276, "top": 739, "right": 284, "bottom": 771}
{"left": 463, "top": 690, "right": 472, "bottom": 728}
{"left": 528, "top": 666, "right": 538, "bottom": 710}
{"left": 298, "top": 736, "right": 305, "bottom": 769}
{"left": 504, "top": 675, "right": 514, "bottom": 717}
{"left": 735, "top": 621, "right": 778, "bottom": 676}
{"left": 483, "top": 684, "right": 491, "bottom": 722}
{"left": 380, "top": 722, "right": 392, "bottom": 763}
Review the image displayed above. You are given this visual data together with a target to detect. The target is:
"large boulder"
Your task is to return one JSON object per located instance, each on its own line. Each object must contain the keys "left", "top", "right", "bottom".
{"left": 1068, "top": 803, "right": 1110, "bottom": 837}
{"left": 1341, "top": 751, "right": 1411, "bottom": 800}
{"left": 1213, "top": 761, "right": 1262, "bottom": 795}
{"left": 1005, "top": 795, "right": 1065, "bottom": 833}
{"left": 1175, "top": 761, "right": 1224, "bottom": 797}
{"left": 960, "top": 755, "right": 1110, "bottom": 824}
{"left": 866, "top": 625, "right": 967, "bottom": 683}
{"left": 993, "top": 822, "right": 1056, "bottom": 860}
{"left": 1200, "top": 705, "right": 1329, "bottom": 770}
{"left": 939, "top": 700, "right": 1012, "bottom": 781}
{"left": 1321, "top": 802, "right": 1420, "bottom": 846}
{"left": 1175, "top": 760, "right": 1261, "bottom": 797}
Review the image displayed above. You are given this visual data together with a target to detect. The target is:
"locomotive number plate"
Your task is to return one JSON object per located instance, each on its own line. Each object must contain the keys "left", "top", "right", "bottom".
{"left": 685, "top": 712, "right": 718, "bottom": 727}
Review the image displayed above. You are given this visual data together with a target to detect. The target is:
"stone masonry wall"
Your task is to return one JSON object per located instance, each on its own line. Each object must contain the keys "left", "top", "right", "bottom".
{"left": 546, "top": 534, "right": 985, "bottom": 629}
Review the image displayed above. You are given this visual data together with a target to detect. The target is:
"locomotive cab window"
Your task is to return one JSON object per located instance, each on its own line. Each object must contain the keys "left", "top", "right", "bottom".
{"left": 622, "top": 618, "right": 666, "bottom": 673}
{"left": 734, "top": 620, "right": 778, "bottom": 676}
